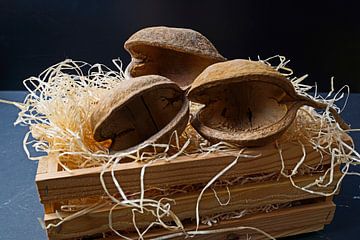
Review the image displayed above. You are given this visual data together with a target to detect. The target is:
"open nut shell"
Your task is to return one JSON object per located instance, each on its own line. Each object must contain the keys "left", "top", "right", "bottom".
{"left": 188, "top": 59, "right": 349, "bottom": 147}
{"left": 91, "top": 75, "right": 189, "bottom": 153}
{"left": 124, "top": 26, "right": 226, "bottom": 89}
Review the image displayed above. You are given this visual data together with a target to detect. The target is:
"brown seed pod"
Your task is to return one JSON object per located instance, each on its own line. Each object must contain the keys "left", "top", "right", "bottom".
{"left": 91, "top": 75, "right": 189, "bottom": 152}
{"left": 124, "top": 26, "right": 226, "bottom": 89}
{"left": 188, "top": 59, "right": 349, "bottom": 147}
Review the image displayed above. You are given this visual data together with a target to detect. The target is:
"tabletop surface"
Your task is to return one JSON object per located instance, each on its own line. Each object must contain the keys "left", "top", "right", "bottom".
{"left": 0, "top": 91, "right": 359, "bottom": 240}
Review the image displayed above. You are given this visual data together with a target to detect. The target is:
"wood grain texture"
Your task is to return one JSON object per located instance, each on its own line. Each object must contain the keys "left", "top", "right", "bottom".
{"left": 36, "top": 157, "right": 48, "bottom": 175}
{"left": 44, "top": 171, "right": 340, "bottom": 239}
{"left": 36, "top": 141, "right": 329, "bottom": 203}
{"left": 63, "top": 200, "right": 335, "bottom": 240}
{"left": 127, "top": 200, "right": 336, "bottom": 240}
{"left": 37, "top": 154, "right": 59, "bottom": 174}
{"left": 37, "top": 154, "right": 59, "bottom": 214}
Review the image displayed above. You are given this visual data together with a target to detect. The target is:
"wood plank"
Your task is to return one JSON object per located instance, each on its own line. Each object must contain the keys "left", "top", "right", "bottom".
{"left": 42, "top": 155, "right": 59, "bottom": 214}
{"left": 127, "top": 200, "right": 336, "bottom": 240}
{"left": 36, "top": 157, "right": 48, "bottom": 175}
{"left": 36, "top": 141, "right": 331, "bottom": 203}
{"left": 92, "top": 225, "right": 326, "bottom": 240}
{"left": 60, "top": 200, "right": 335, "bottom": 240}
{"left": 140, "top": 224, "right": 327, "bottom": 240}
{"left": 47, "top": 155, "right": 59, "bottom": 173}
{"left": 44, "top": 172, "right": 340, "bottom": 239}
{"left": 36, "top": 154, "right": 58, "bottom": 174}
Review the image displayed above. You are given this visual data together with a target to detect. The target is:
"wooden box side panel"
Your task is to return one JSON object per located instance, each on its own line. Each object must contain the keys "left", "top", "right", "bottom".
{"left": 36, "top": 142, "right": 328, "bottom": 203}
{"left": 53, "top": 200, "right": 336, "bottom": 240}
{"left": 44, "top": 171, "right": 340, "bottom": 240}
{"left": 127, "top": 200, "right": 336, "bottom": 240}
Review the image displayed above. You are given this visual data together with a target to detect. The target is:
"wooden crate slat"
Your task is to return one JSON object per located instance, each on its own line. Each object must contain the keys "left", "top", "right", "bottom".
{"left": 98, "top": 200, "right": 336, "bottom": 240}
{"left": 44, "top": 171, "right": 340, "bottom": 239}
{"left": 36, "top": 157, "right": 49, "bottom": 175}
{"left": 37, "top": 154, "right": 59, "bottom": 214}
{"left": 37, "top": 154, "right": 59, "bottom": 174}
{"left": 36, "top": 142, "right": 328, "bottom": 203}
{"left": 145, "top": 225, "right": 327, "bottom": 240}
{"left": 132, "top": 200, "right": 336, "bottom": 240}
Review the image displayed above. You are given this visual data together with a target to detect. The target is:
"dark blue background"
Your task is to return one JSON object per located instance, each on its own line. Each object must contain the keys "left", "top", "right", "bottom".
{"left": 0, "top": 0, "right": 360, "bottom": 91}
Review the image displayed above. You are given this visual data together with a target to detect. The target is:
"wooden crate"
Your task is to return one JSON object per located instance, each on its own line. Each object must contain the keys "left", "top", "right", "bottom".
{"left": 35, "top": 140, "right": 344, "bottom": 240}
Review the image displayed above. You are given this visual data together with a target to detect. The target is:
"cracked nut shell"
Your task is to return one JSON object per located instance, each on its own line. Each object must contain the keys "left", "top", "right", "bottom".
{"left": 91, "top": 75, "right": 189, "bottom": 152}
{"left": 124, "top": 26, "right": 226, "bottom": 89}
{"left": 188, "top": 59, "right": 349, "bottom": 147}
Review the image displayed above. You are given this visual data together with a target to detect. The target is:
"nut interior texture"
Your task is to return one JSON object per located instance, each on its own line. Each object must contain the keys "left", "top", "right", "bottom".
{"left": 125, "top": 26, "right": 226, "bottom": 89}
{"left": 198, "top": 81, "right": 290, "bottom": 132}
{"left": 92, "top": 75, "right": 189, "bottom": 152}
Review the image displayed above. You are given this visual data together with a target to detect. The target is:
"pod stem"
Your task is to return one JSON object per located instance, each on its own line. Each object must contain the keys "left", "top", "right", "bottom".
{"left": 300, "top": 96, "right": 350, "bottom": 130}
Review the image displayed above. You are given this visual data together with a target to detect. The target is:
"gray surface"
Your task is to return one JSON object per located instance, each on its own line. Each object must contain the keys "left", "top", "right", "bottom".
{"left": 0, "top": 91, "right": 359, "bottom": 240}
{"left": 0, "top": 91, "right": 46, "bottom": 240}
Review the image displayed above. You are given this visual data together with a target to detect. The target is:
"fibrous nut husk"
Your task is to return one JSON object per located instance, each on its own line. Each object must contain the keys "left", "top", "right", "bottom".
{"left": 124, "top": 26, "right": 226, "bottom": 89}
{"left": 188, "top": 59, "right": 349, "bottom": 147}
{"left": 91, "top": 75, "right": 189, "bottom": 152}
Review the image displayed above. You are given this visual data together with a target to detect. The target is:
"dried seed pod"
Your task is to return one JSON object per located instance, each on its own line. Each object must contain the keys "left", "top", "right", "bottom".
{"left": 91, "top": 75, "right": 189, "bottom": 152}
{"left": 188, "top": 59, "right": 349, "bottom": 147}
{"left": 124, "top": 26, "right": 226, "bottom": 89}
